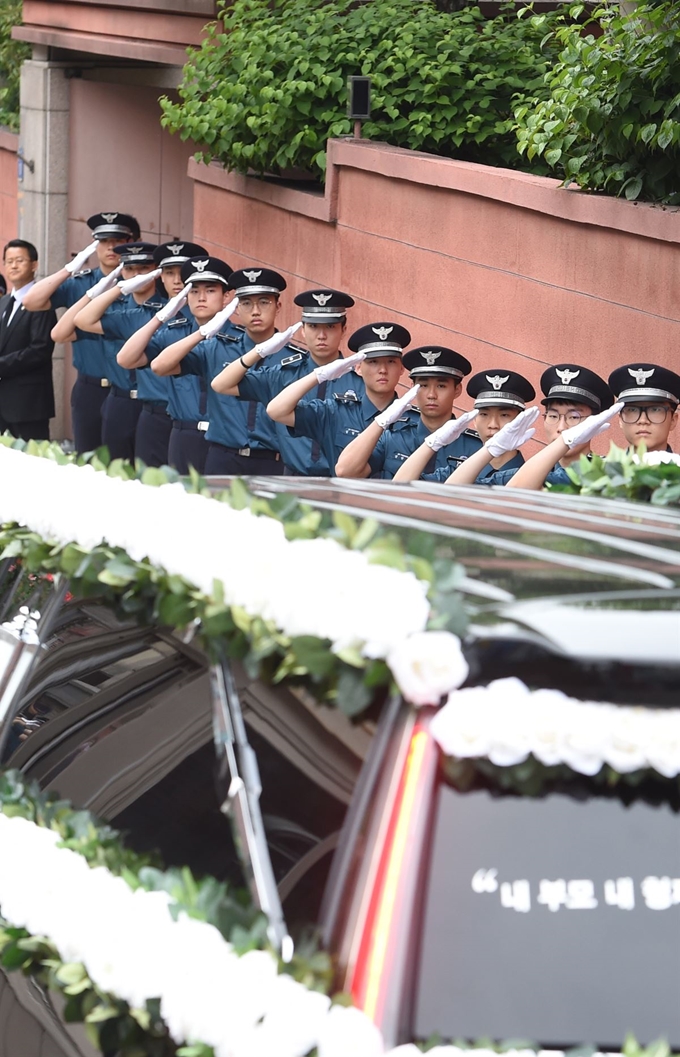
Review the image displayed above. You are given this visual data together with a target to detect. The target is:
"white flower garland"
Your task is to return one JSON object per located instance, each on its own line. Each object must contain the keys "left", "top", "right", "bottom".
{"left": 0, "top": 812, "right": 547, "bottom": 1057}
{"left": 0, "top": 446, "right": 476, "bottom": 704}
{"left": 430, "top": 677, "right": 680, "bottom": 778}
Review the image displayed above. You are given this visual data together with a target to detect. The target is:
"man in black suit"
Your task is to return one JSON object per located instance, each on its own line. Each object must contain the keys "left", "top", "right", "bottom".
{"left": 0, "top": 240, "right": 56, "bottom": 441}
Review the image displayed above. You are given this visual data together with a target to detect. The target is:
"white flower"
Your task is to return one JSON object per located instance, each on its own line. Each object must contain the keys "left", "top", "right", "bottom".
{"left": 316, "top": 1005, "right": 385, "bottom": 1057}
{"left": 645, "top": 709, "right": 680, "bottom": 778}
{"left": 641, "top": 450, "right": 680, "bottom": 466}
{"left": 388, "top": 631, "right": 468, "bottom": 706}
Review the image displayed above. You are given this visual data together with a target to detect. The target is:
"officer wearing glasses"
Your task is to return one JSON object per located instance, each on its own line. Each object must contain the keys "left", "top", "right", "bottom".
{"left": 505, "top": 364, "right": 619, "bottom": 491}
{"left": 608, "top": 363, "right": 680, "bottom": 453}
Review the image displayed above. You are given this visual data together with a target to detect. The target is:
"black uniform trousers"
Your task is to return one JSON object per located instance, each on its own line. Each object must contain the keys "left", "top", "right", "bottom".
{"left": 168, "top": 422, "right": 208, "bottom": 475}
{"left": 71, "top": 374, "right": 111, "bottom": 453}
{"left": 204, "top": 442, "right": 284, "bottom": 476}
{"left": 135, "top": 402, "right": 173, "bottom": 468}
{"left": 0, "top": 414, "right": 50, "bottom": 442}
{"left": 101, "top": 389, "right": 142, "bottom": 462}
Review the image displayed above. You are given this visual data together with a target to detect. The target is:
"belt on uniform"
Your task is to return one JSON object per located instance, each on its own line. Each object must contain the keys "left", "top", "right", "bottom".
{"left": 172, "top": 419, "right": 209, "bottom": 432}
{"left": 141, "top": 401, "right": 169, "bottom": 415}
{"left": 215, "top": 445, "right": 281, "bottom": 461}
{"left": 80, "top": 374, "right": 111, "bottom": 388}
{"left": 111, "top": 386, "right": 138, "bottom": 399}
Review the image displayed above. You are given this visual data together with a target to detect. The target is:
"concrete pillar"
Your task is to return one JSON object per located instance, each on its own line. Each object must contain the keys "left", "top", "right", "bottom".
{"left": 18, "top": 48, "right": 71, "bottom": 441}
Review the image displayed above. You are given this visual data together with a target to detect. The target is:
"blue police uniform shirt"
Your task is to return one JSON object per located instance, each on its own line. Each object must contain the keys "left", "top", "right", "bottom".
{"left": 490, "top": 459, "right": 574, "bottom": 488}
{"left": 238, "top": 351, "right": 366, "bottom": 475}
{"left": 146, "top": 314, "right": 247, "bottom": 426}
{"left": 99, "top": 297, "right": 171, "bottom": 403}
{"left": 293, "top": 386, "right": 385, "bottom": 473}
{"left": 369, "top": 410, "right": 482, "bottom": 480}
{"left": 231, "top": 331, "right": 288, "bottom": 454}
{"left": 51, "top": 268, "right": 114, "bottom": 379}
{"left": 425, "top": 449, "right": 525, "bottom": 485}
{"left": 179, "top": 332, "right": 262, "bottom": 450}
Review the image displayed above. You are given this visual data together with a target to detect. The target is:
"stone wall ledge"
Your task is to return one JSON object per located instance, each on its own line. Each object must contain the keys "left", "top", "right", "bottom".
{"left": 190, "top": 138, "right": 680, "bottom": 245}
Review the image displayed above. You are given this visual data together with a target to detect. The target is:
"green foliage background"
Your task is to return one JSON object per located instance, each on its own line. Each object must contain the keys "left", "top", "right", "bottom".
{"left": 161, "top": 0, "right": 561, "bottom": 179}
{"left": 515, "top": 2, "right": 680, "bottom": 203}
{"left": 0, "top": 1, "right": 28, "bottom": 131}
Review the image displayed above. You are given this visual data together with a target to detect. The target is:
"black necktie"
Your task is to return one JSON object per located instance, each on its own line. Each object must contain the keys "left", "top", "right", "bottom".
{"left": 1, "top": 296, "right": 15, "bottom": 333}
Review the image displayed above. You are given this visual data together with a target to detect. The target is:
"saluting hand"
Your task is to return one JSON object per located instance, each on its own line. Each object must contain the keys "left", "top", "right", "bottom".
{"left": 64, "top": 241, "right": 98, "bottom": 275}
{"left": 252, "top": 321, "right": 303, "bottom": 359}
{"left": 375, "top": 385, "right": 420, "bottom": 430}
{"left": 485, "top": 406, "right": 540, "bottom": 457}
{"left": 198, "top": 296, "right": 240, "bottom": 339}
{"left": 314, "top": 351, "right": 365, "bottom": 383}
{"left": 85, "top": 263, "right": 125, "bottom": 300}
{"left": 156, "top": 283, "right": 192, "bottom": 323}
{"left": 118, "top": 269, "right": 162, "bottom": 296}
{"left": 425, "top": 409, "right": 479, "bottom": 451}
{"left": 561, "top": 402, "right": 624, "bottom": 449}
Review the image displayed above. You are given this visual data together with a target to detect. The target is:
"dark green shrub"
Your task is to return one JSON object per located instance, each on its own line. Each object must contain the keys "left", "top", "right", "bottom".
{"left": 161, "top": 0, "right": 563, "bottom": 180}
{"left": 0, "top": 1, "right": 29, "bottom": 131}
{"left": 515, "top": 2, "right": 680, "bottom": 203}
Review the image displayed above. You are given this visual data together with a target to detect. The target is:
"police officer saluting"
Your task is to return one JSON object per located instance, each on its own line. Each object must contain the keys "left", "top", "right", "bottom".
{"left": 394, "top": 368, "right": 536, "bottom": 484}
{"left": 336, "top": 345, "right": 479, "bottom": 479}
{"left": 151, "top": 262, "right": 291, "bottom": 475}
{"left": 22, "top": 211, "right": 139, "bottom": 453}
{"left": 608, "top": 363, "right": 680, "bottom": 454}
{"left": 75, "top": 241, "right": 208, "bottom": 468}
{"left": 506, "top": 364, "right": 620, "bottom": 490}
{"left": 212, "top": 287, "right": 359, "bottom": 475}
{"left": 266, "top": 321, "right": 410, "bottom": 473}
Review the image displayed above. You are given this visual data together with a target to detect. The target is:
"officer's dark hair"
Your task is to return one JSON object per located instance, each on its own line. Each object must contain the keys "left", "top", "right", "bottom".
{"left": 3, "top": 239, "right": 38, "bottom": 262}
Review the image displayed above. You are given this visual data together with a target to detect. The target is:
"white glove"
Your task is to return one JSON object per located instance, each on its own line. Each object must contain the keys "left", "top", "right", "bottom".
{"left": 65, "top": 241, "right": 98, "bottom": 274}
{"left": 117, "top": 268, "right": 162, "bottom": 296}
{"left": 485, "top": 406, "right": 541, "bottom": 457}
{"left": 156, "top": 283, "right": 192, "bottom": 323}
{"left": 561, "top": 401, "right": 624, "bottom": 449}
{"left": 198, "top": 297, "right": 240, "bottom": 340}
{"left": 314, "top": 351, "right": 365, "bottom": 383}
{"left": 252, "top": 321, "right": 303, "bottom": 359}
{"left": 375, "top": 385, "right": 420, "bottom": 430}
{"left": 425, "top": 409, "right": 479, "bottom": 451}
{"left": 85, "top": 263, "right": 124, "bottom": 300}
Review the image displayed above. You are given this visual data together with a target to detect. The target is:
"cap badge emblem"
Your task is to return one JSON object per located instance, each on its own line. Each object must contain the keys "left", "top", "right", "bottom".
{"left": 628, "top": 367, "right": 655, "bottom": 385}
{"left": 167, "top": 243, "right": 184, "bottom": 255}
{"left": 312, "top": 293, "right": 332, "bottom": 306}
{"left": 556, "top": 367, "right": 580, "bottom": 384}
{"left": 486, "top": 374, "right": 510, "bottom": 390}
{"left": 193, "top": 259, "right": 209, "bottom": 272}
{"left": 421, "top": 350, "right": 441, "bottom": 365}
{"left": 372, "top": 326, "right": 393, "bottom": 341}
{"left": 243, "top": 269, "right": 262, "bottom": 283}
{"left": 101, "top": 213, "right": 118, "bottom": 223}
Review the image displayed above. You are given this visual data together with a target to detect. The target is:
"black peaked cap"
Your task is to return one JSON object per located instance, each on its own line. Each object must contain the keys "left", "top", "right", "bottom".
{"left": 348, "top": 322, "right": 411, "bottom": 358}
{"left": 467, "top": 369, "right": 535, "bottom": 409}
{"left": 87, "top": 212, "right": 140, "bottom": 241}
{"left": 180, "top": 256, "right": 233, "bottom": 287}
{"left": 403, "top": 346, "right": 472, "bottom": 380}
{"left": 154, "top": 241, "right": 208, "bottom": 268}
{"left": 608, "top": 363, "right": 680, "bottom": 406}
{"left": 541, "top": 364, "right": 613, "bottom": 411}
{"left": 228, "top": 267, "right": 286, "bottom": 295}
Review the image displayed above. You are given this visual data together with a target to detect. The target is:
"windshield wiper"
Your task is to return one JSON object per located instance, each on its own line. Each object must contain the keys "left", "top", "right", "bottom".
{"left": 211, "top": 653, "right": 293, "bottom": 960}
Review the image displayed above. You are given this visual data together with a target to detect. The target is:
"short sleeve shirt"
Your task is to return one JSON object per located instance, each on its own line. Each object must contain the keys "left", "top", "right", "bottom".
{"left": 369, "top": 411, "right": 483, "bottom": 480}
{"left": 294, "top": 387, "right": 384, "bottom": 474}
{"left": 238, "top": 351, "right": 366, "bottom": 475}
{"left": 50, "top": 268, "right": 114, "bottom": 378}
{"left": 100, "top": 297, "right": 169, "bottom": 401}
{"left": 425, "top": 449, "right": 525, "bottom": 485}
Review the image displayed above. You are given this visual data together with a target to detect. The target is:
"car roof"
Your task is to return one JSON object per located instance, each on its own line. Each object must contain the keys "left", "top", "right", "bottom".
{"left": 205, "top": 478, "right": 680, "bottom": 667}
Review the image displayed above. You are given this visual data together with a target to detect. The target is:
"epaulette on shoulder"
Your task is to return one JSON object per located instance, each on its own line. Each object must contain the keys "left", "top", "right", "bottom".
{"left": 464, "top": 428, "right": 480, "bottom": 439}
{"left": 145, "top": 301, "right": 164, "bottom": 310}
{"left": 280, "top": 352, "right": 305, "bottom": 367}
{"left": 77, "top": 269, "right": 93, "bottom": 277}
{"left": 232, "top": 322, "right": 245, "bottom": 332}
{"left": 216, "top": 332, "right": 240, "bottom": 343}
{"left": 288, "top": 341, "right": 308, "bottom": 353}
{"left": 334, "top": 389, "right": 361, "bottom": 404}
{"left": 166, "top": 317, "right": 190, "bottom": 329}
